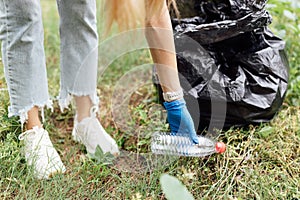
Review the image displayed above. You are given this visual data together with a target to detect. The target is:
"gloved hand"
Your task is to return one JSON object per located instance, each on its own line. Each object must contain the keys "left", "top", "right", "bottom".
{"left": 163, "top": 98, "right": 199, "bottom": 144}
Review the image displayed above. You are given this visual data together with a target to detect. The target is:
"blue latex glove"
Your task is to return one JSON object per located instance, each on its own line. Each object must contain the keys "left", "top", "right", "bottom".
{"left": 163, "top": 98, "right": 199, "bottom": 144}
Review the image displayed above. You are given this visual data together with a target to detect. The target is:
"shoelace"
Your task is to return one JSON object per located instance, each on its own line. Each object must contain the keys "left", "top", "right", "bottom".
{"left": 18, "top": 128, "right": 37, "bottom": 141}
{"left": 18, "top": 127, "right": 48, "bottom": 157}
{"left": 89, "top": 105, "right": 99, "bottom": 118}
{"left": 75, "top": 105, "right": 100, "bottom": 144}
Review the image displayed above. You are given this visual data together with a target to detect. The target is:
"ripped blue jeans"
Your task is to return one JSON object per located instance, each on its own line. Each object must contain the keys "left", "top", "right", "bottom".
{"left": 0, "top": 0, "right": 99, "bottom": 124}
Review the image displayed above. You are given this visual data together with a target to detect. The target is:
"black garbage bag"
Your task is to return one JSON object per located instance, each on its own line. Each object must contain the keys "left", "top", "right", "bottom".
{"left": 154, "top": 0, "right": 289, "bottom": 131}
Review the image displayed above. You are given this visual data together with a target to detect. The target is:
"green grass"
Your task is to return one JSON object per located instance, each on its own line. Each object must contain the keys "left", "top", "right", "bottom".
{"left": 0, "top": 0, "right": 300, "bottom": 199}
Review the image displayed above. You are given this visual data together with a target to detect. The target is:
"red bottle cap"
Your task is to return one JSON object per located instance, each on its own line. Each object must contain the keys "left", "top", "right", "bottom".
{"left": 215, "top": 142, "right": 226, "bottom": 153}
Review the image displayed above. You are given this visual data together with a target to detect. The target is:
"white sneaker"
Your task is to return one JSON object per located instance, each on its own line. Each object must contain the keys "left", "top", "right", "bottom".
{"left": 18, "top": 126, "right": 66, "bottom": 179}
{"left": 72, "top": 106, "right": 120, "bottom": 156}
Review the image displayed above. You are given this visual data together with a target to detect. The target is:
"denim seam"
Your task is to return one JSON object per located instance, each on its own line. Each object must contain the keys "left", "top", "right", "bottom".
{"left": 3, "top": 1, "right": 14, "bottom": 103}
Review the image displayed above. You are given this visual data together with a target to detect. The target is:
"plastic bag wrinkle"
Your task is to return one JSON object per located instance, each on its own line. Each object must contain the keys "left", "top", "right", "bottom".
{"left": 154, "top": 0, "right": 289, "bottom": 130}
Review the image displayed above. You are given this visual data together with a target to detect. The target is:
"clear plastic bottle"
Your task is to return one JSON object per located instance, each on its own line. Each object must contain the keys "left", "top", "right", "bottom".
{"left": 151, "top": 132, "right": 226, "bottom": 157}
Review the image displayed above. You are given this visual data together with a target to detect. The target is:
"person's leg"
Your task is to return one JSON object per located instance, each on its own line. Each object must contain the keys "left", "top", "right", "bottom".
{"left": 56, "top": 0, "right": 99, "bottom": 112}
{"left": 26, "top": 106, "right": 42, "bottom": 129}
{"left": 57, "top": 0, "right": 119, "bottom": 155}
{"left": 0, "top": 0, "right": 65, "bottom": 179}
{"left": 74, "top": 96, "right": 93, "bottom": 122}
{"left": 0, "top": 0, "right": 51, "bottom": 126}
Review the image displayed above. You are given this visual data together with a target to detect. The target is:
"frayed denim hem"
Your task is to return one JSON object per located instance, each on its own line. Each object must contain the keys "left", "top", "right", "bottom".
{"left": 8, "top": 99, "right": 53, "bottom": 129}
{"left": 58, "top": 90, "right": 99, "bottom": 112}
